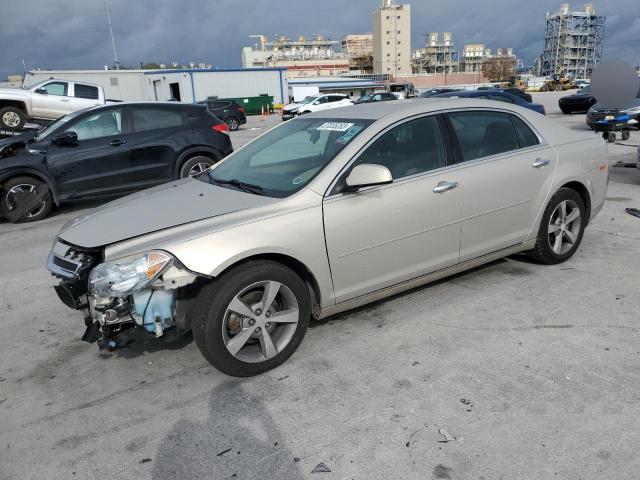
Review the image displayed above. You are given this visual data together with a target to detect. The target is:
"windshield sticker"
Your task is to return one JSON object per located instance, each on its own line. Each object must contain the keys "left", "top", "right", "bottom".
{"left": 335, "top": 125, "right": 364, "bottom": 144}
{"left": 317, "top": 122, "right": 355, "bottom": 132}
{"left": 292, "top": 176, "right": 305, "bottom": 185}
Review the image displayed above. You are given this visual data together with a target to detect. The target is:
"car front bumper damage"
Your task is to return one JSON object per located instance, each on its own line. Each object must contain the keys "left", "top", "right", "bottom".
{"left": 47, "top": 239, "right": 199, "bottom": 350}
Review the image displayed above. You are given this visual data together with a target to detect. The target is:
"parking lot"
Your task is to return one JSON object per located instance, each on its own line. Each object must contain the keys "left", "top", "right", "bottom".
{"left": 1, "top": 92, "right": 640, "bottom": 480}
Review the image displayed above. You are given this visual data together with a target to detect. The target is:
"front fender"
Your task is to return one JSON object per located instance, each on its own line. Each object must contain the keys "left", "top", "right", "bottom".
{"left": 0, "top": 166, "right": 59, "bottom": 204}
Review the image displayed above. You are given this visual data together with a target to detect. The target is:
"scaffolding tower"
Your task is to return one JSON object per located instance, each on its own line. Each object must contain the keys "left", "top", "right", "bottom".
{"left": 541, "top": 3, "right": 605, "bottom": 79}
{"left": 412, "top": 32, "right": 460, "bottom": 75}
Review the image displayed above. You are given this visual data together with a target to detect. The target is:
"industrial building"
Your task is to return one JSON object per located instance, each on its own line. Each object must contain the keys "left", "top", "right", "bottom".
{"left": 412, "top": 32, "right": 459, "bottom": 75}
{"left": 341, "top": 34, "right": 374, "bottom": 73}
{"left": 26, "top": 68, "right": 288, "bottom": 105}
{"left": 372, "top": 0, "right": 412, "bottom": 76}
{"left": 540, "top": 3, "right": 605, "bottom": 79}
{"left": 241, "top": 34, "right": 349, "bottom": 78}
{"left": 460, "top": 44, "right": 491, "bottom": 73}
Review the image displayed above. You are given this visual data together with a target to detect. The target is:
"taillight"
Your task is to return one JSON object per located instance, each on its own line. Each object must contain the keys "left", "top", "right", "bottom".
{"left": 238, "top": 106, "right": 244, "bottom": 113}
{"left": 212, "top": 123, "right": 229, "bottom": 133}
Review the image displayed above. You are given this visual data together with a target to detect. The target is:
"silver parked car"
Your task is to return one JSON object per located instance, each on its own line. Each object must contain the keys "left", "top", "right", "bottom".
{"left": 48, "top": 99, "right": 609, "bottom": 376}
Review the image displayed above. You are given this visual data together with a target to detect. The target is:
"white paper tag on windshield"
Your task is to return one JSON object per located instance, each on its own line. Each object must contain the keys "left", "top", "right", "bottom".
{"left": 317, "top": 122, "right": 354, "bottom": 132}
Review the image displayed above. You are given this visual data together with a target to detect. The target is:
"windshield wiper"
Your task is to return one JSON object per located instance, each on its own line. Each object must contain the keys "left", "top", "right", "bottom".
{"left": 210, "top": 177, "right": 264, "bottom": 195}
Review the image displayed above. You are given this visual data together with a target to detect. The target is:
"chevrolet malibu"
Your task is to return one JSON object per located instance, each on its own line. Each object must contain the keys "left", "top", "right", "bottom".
{"left": 47, "top": 99, "right": 608, "bottom": 376}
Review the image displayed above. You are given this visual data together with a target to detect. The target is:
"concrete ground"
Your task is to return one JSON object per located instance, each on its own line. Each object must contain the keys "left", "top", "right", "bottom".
{"left": 1, "top": 94, "right": 640, "bottom": 480}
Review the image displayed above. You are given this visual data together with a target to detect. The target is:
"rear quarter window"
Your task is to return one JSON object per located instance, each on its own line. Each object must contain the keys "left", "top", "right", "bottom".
{"left": 511, "top": 115, "right": 541, "bottom": 148}
{"left": 132, "top": 108, "right": 187, "bottom": 132}
{"left": 74, "top": 84, "right": 100, "bottom": 100}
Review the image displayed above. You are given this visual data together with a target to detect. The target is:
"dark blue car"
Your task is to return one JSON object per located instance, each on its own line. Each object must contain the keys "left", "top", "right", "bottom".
{"left": 431, "top": 90, "right": 546, "bottom": 115}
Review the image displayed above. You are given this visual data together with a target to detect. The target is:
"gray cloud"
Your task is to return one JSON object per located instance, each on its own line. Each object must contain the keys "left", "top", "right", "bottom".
{"left": 1, "top": 0, "right": 638, "bottom": 79}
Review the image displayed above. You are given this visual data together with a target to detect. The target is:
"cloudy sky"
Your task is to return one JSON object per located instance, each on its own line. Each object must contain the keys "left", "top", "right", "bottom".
{"left": 1, "top": 0, "right": 638, "bottom": 79}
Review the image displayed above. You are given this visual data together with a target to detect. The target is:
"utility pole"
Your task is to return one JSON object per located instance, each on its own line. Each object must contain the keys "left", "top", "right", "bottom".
{"left": 104, "top": 0, "right": 120, "bottom": 70}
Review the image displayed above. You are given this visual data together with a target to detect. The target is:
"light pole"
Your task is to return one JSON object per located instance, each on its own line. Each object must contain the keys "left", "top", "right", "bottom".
{"left": 104, "top": 1, "right": 120, "bottom": 70}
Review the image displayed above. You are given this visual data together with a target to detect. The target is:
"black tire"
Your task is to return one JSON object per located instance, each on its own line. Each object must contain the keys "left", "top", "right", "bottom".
{"left": 192, "top": 260, "right": 310, "bottom": 377}
{"left": 179, "top": 155, "right": 216, "bottom": 178}
{"left": 560, "top": 107, "right": 571, "bottom": 114}
{"left": 607, "top": 132, "right": 616, "bottom": 143}
{"left": 0, "top": 176, "right": 53, "bottom": 223}
{"left": 0, "top": 106, "right": 26, "bottom": 130}
{"left": 528, "top": 188, "right": 586, "bottom": 265}
{"left": 540, "top": 85, "right": 549, "bottom": 92}
{"left": 622, "top": 130, "right": 630, "bottom": 141}
{"left": 226, "top": 116, "right": 240, "bottom": 131}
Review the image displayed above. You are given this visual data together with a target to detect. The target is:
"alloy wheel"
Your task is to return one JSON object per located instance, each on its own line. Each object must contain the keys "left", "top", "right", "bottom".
{"left": 188, "top": 162, "right": 212, "bottom": 177}
{"left": 227, "top": 118, "right": 239, "bottom": 131}
{"left": 222, "top": 280, "right": 299, "bottom": 363}
{"left": 547, "top": 199, "right": 581, "bottom": 255}
{"left": 5, "top": 183, "right": 48, "bottom": 218}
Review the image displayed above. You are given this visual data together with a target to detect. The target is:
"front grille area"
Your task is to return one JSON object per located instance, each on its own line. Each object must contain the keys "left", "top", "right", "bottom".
{"left": 47, "top": 239, "right": 101, "bottom": 281}
{"left": 590, "top": 110, "right": 621, "bottom": 122}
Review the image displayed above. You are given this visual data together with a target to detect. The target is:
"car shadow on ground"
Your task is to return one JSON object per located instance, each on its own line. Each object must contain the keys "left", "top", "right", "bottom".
{"left": 151, "top": 380, "right": 305, "bottom": 479}
{"left": 103, "top": 327, "right": 194, "bottom": 360}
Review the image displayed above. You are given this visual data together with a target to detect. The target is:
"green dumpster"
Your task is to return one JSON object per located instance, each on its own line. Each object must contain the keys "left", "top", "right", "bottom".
{"left": 207, "top": 95, "right": 274, "bottom": 115}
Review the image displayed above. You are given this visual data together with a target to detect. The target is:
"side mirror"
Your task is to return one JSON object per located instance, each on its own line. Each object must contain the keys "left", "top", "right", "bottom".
{"left": 52, "top": 131, "right": 78, "bottom": 146}
{"left": 34, "top": 87, "right": 47, "bottom": 95}
{"left": 313, "top": 101, "right": 320, "bottom": 105}
{"left": 345, "top": 164, "right": 393, "bottom": 192}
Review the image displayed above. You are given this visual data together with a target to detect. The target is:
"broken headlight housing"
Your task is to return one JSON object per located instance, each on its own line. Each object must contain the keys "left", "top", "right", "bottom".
{"left": 88, "top": 251, "right": 173, "bottom": 297}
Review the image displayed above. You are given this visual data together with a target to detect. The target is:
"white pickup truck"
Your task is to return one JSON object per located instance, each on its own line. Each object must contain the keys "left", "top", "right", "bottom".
{"left": 0, "top": 79, "right": 107, "bottom": 130}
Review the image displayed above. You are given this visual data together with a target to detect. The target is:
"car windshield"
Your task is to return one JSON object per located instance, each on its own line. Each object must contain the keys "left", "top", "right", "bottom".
{"left": 207, "top": 117, "right": 373, "bottom": 198}
{"left": 580, "top": 85, "right": 592, "bottom": 94}
{"left": 35, "top": 109, "right": 86, "bottom": 141}
{"left": 300, "top": 96, "right": 318, "bottom": 105}
{"left": 358, "top": 94, "right": 373, "bottom": 102}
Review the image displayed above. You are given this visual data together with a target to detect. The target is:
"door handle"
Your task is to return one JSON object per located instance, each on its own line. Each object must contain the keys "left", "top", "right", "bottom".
{"left": 433, "top": 181, "right": 459, "bottom": 193}
{"left": 110, "top": 139, "right": 126, "bottom": 146}
{"left": 532, "top": 158, "right": 551, "bottom": 168}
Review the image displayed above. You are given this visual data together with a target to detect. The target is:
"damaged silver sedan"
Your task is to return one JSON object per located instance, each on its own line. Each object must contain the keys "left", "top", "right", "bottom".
{"left": 48, "top": 99, "right": 608, "bottom": 376}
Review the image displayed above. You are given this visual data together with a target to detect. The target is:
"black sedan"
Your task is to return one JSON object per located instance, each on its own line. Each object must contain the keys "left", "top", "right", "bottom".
{"left": 559, "top": 85, "right": 597, "bottom": 114}
{"left": 419, "top": 88, "right": 460, "bottom": 98}
{"left": 354, "top": 92, "right": 397, "bottom": 104}
{"left": 497, "top": 88, "right": 533, "bottom": 103}
{"left": 0, "top": 102, "right": 232, "bottom": 223}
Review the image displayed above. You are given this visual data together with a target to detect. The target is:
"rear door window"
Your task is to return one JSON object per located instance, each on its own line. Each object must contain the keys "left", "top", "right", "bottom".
{"left": 132, "top": 108, "right": 186, "bottom": 132}
{"left": 74, "top": 84, "right": 100, "bottom": 100}
{"left": 489, "top": 94, "right": 514, "bottom": 104}
{"left": 447, "top": 111, "right": 520, "bottom": 161}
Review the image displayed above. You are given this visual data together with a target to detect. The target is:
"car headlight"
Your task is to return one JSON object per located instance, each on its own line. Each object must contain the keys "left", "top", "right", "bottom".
{"left": 88, "top": 251, "right": 173, "bottom": 297}
{"left": 622, "top": 106, "right": 640, "bottom": 115}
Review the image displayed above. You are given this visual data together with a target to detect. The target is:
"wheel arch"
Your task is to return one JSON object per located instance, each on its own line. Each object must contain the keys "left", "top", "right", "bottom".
{"left": 0, "top": 100, "right": 28, "bottom": 114}
{"left": 558, "top": 180, "right": 591, "bottom": 220}
{"left": 175, "top": 147, "right": 224, "bottom": 179}
{"left": 0, "top": 169, "right": 59, "bottom": 205}
{"left": 214, "top": 252, "right": 323, "bottom": 318}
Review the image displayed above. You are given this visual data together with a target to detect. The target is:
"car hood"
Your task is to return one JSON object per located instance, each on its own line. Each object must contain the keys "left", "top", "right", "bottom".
{"left": 0, "top": 87, "right": 30, "bottom": 100}
{"left": 283, "top": 102, "right": 304, "bottom": 111}
{"left": 57, "top": 178, "right": 279, "bottom": 248}
{"left": 561, "top": 93, "right": 594, "bottom": 100}
{"left": 0, "top": 131, "right": 38, "bottom": 157}
{"left": 590, "top": 98, "right": 640, "bottom": 112}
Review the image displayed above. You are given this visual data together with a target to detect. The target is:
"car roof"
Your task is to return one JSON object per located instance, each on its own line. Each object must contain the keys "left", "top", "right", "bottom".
{"left": 304, "top": 97, "right": 531, "bottom": 121}
{"left": 85, "top": 101, "right": 207, "bottom": 113}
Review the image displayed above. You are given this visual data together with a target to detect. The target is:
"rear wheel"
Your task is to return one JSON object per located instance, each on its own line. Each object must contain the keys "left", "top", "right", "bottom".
{"left": 0, "top": 176, "right": 53, "bottom": 223}
{"left": 179, "top": 155, "right": 216, "bottom": 178}
{"left": 192, "top": 260, "right": 310, "bottom": 376}
{"left": 529, "top": 188, "right": 586, "bottom": 264}
{"left": 226, "top": 116, "right": 240, "bottom": 131}
{"left": 0, "top": 107, "right": 26, "bottom": 130}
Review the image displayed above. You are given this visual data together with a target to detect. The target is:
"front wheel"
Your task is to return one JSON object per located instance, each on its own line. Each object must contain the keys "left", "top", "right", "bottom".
{"left": 192, "top": 260, "right": 310, "bottom": 377}
{"left": 529, "top": 188, "right": 586, "bottom": 264}
{"left": 0, "top": 176, "right": 53, "bottom": 223}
